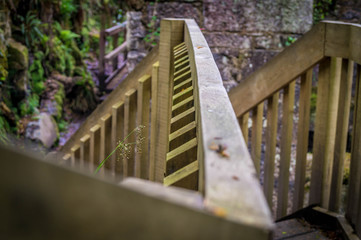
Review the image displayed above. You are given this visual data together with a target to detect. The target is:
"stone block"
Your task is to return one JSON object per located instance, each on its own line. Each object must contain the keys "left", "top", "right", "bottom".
{"left": 281, "top": 0, "right": 313, "bottom": 34}
{"left": 7, "top": 38, "right": 28, "bottom": 70}
{"left": 204, "top": 32, "right": 251, "bottom": 49}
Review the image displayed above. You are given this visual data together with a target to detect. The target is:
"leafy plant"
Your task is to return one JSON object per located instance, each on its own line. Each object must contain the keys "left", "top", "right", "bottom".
{"left": 18, "top": 11, "right": 44, "bottom": 47}
{"left": 29, "top": 51, "right": 46, "bottom": 95}
{"left": 284, "top": 36, "right": 297, "bottom": 47}
{"left": 313, "top": 0, "right": 335, "bottom": 24}
{"left": 19, "top": 94, "right": 39, "bottom": 117}
{"left": 94, "top": 125, "right": 145, "bottom": 174}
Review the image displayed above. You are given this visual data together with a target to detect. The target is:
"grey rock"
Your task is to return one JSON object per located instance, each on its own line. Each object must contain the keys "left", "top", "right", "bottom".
{"left": 127, "top": 50, "right": 147, "bottom": 72}
{"left": 25, "top": 112, "right": 59, "bottom": 148}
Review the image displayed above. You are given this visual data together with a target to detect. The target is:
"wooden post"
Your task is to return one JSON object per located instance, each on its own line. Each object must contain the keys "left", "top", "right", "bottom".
{"left": 309, "top": 57, "right": 342, "bottom": 209}
{"left": 329, "top": 60, "right": 353, "bottom": 212}
{"left": 251, "top": 103, "right": 264, "bottom": 176}
{"left": 71, "top": 145, "right": 80, "bottom": 168}
{"left": 100, "top": 114, "right": 112, "bottom": 176}
{"left": 293, "top": 69, "right": 312, "bottom": 212}
{"left": 124, "top": 89, "right": 137, "bottom": 177}
{"left": 80, "top": 134, "right": 90, "bottom": 171}
{"left": 154, "top": 19, "right": 184, "bottom": 183}
{"left": 112, "top": 102, "right": 124, "bottom": 180}
{"left": 90, "top": 124, "right": 101, "bottom": 173}
{"left": 149, "top": 62, "right": 159, "bottom": 181}
{"left": 239, "top": 112, "right": 249, "bottom": 145}
{"left": 277, "top": 81, "right": 295, "bottom": 219}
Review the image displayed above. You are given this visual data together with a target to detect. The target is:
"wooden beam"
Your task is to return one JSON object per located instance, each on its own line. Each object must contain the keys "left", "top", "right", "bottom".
{"left": 164, "top": 160, "right": 199, "bottom": 186}
{"left": 149, "top": 62, "right": 159, "bottom": 181}
{"left": 104, "top": 41, "right": 127, "bottom": 62}
{"left": 105, "top": 22, "right": 127, "bottom": 36}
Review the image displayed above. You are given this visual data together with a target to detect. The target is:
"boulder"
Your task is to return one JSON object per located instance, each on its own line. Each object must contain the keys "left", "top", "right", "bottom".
{"left": 25, "top": 112, "right": 59, "bottom": 148}
{"left": 7, "top": 38, "right": 28, "bottom": 70}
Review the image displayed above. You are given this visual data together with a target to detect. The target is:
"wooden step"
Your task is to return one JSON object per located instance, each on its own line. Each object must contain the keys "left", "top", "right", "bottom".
{"left": 175, "top": 59, "right": 190, "bottom": 71}
{"left": 166, "top": 138, "right": 197, "bottom": 162}
{"left": 174, "top": 65, "right": 190, "bottom": 77}
{"left": 174, "top": 55, "right": 188, "bottom": 65}
{"left": 174, "top": 42, "right": 185, "bottom": 51}
{"left": 164, "top": 160, "right": 199, "bottom": 186}
{"left": 169, "top": 121, "right": 196, "bottom": 142}
{"left": 172, "top": 96, "right": 194, "bottom": 113}
{"left": 174, "top": 78, "right": 192, "bottom": 93}
{"left": 174, "top": 70, "right": 191, "bottom": 83}
{"left": 171, "top": 107, "right": 195, "bottom": 124}
{"left": 174, "top": 49, "right": 188, "bottom": 60}
{"left": 172, "top": 86, "right": 193, "bottom": 101}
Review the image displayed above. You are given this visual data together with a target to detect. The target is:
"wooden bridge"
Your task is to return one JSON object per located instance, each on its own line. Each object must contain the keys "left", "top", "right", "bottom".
{"left": 1, "top": 19, "right": 361, "bottom": 239}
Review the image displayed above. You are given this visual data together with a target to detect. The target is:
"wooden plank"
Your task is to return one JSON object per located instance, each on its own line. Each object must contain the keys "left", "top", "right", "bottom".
{"left": 293, "top": 69, "right": 313, "bottom": 212}
{"left": 174, "top": 48, "right": 188, "bottom": 60}
{"left": 71, "top": 145, "right": 80, "bottom": 168}
{"left": 239, "top": 112, "right": 249, "bottom": 145}
{"left": 263, "top": 92, "right": 279, "bottom": 208}
{"left": 149, "top": 62, "right": 159, "bottom": 181}
{"left": 111, "top": 101, "right": 124, "bottom": 178}
{"left": 173, "top": 42, "right": 185, "bottom": 51}
{"left": 229, "top": 23, "right": 325, "bottom": 117}
{"left": 104, "top": 41, "right": 127, "bottom": 62}
{"left": 251, "top": 102, "right": 264, "bottom": 176}
{"left": 174, "top": 69, "right": 191, "bottom": 84}
{"left": 0, "top": 144, "right": 272, "bottom": 240}
{"left": 171, "top": 106, "right": 195, "bottom": 124}
{"left": 135, "top": 75, "right": 151, "bottom": 179}
{"left": 277, "top": 81, "right": 295, "bottom": 219}
{"left": 80, "top": 134, "right": 90, "bottom": 171}
{"left": 175, "top": 59, "right": 190, "bottom": 72}
{"left": 166, "top": 138, "right": 197, "bottom": 162}
{"left": 61, "top": 46, "right": 158, "bottom": 155}
{"left": 154, "top": 19, "right": 184, "bottom": 183}
{"left": 169, "top": 121, "right": 196, "bottom": 142}
{"left": 124, "top": 89, "right": 137, "bottom": 177}
{"left": 174, "top": 65, "right": 190, "bottom": 78}
{"left": 172, "top": 86, "right": 193, "bottom": 103}
{"left": 347, "top": 65, "right": 361, "bottom": 225}
{"left": 174, "top": 55, "right": 188, "bottom": 66}
{"left": 172, "top": 96, "right": 194, "bottom": 114}
{"left": 329, "top": 60, "right": 354, "bottom": 212}
{"left": 100, "top": 113, "right": 112, "bottom": 177}
{"left": 174, "top": 78, "right": 192, "bottom": 93}
{"left": 90, "top": 124, "right": 101, "bottom": 173}
{"left": 105, "top": 22, "right": 126, "bottom": 36}
{"left": 164, "top": 160, "right": 199, "bottom": 186}
{"left": 184, "top": 19, "right": 273, "bottom": 232}
{"left": 309, "top": 57, "right": 342, "bottom": 209}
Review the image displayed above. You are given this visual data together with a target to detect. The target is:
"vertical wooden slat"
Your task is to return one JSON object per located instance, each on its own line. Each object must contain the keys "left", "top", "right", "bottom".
{"left": 80, "top": 134, "right": 90, "bottom": 171}
{"left": 71, "top": 145, "right": 80, "bottom": 168}
{"left": 124, "top": 89, "right": 137, "bottom": 177}
{"left": 251, "top": 102, "right": 264, "bottom": 176}
{"left": 347, "top": 64, "right": 361, "bottom": 224}
{"left": 149, "top": 62, "right": 159, "bottom": 181}
{"left": 263, "top": 93, "right": 279, "bottom": 208}
{"left": 293, "top": 69, "right": 312, "bottom": 212}
{"left": 154, "top": 19, "right": 184, "bottom": 182}
{"left": 239, "top": 112, "right": 249, "bottom": 145}
{"left": 112, "top": 102, "right": 124, "bottom": 178}
{"left": 309, "top": 57, "right": 342, "bottom": 208}
{"left": 329, "top": 60, "right": 354, "bottom": 212}
{"left": 90, "top": 124, "right": 101, "bottom": 174}
{"left": 100, "top": 114, "right": 112, "bottom": 177}
{"left": 135, "top": 75, "right": 151, "bottom": 179}
{"left": 112, "top": 33, "right": 119, "bottom": 70}
{"left": 277, "top": 81, "right": 295, "bottom": 219}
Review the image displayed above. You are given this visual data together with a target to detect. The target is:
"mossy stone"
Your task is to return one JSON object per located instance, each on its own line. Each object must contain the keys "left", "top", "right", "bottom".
{"left": 7, "top": 38, "right": 28, "bottom": 70}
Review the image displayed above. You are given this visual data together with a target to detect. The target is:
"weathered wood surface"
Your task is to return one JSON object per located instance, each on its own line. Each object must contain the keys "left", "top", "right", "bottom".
{"left": 104, "top": 41, "right": 127, "bottom": 62}
{"left": 0, "top": 144, "right": 271, "bottom": 240}
{"left": 90, "top": 124, "right": 101, "bottom": 173}
{"left": 293, "top": 70, "right": 312, "bottom": 212}
{"left": 111, "top": 101, "right": 124, "bottom": 178}
{"left": 149, "top": 62, "right": 159, "bottom": 181}
{"left": 154, "top": 19, "right": 184, "bottom": 183}
{"left": 229, "top": 23, "right": 325, "bottom": 117}
{"left": 61, "top": 46, "right": 159, "bottom": 155}
{"left": 105, "top": 21, "right": 127, "bottom": 36}
{"left": 184, "top": 19, "right": 273, "bottom": 234}
{"left": 251, "top": 103, "right": 264, "bottom": 176}
{"left": 124, "top": 89, "right": 137, "bottom": 177}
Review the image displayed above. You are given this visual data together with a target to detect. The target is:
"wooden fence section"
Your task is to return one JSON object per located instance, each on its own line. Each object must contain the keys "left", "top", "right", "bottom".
{"left": 99, "top": 21, "right": 127, "bottom": 91}
{"left": 229, "top": 21, "right": 361, "bottom": 237}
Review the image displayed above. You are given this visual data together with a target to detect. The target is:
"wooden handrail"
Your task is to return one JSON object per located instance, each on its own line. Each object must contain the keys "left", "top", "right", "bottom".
{"left": 105, "top": 21, "right": 127, "bottom": 36}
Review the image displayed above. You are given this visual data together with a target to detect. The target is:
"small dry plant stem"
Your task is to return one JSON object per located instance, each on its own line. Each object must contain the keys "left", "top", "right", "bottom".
{"left": 94, "top": 125, "right": 144, "bottom": 174}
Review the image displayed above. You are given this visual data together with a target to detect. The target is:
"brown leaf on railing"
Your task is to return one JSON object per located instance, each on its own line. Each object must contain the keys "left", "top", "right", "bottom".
{"left": 197, "top": 46, "right": 203, "bottom": 49}
{"left": 209, "top": 142, "right": 230, "bottom": 158}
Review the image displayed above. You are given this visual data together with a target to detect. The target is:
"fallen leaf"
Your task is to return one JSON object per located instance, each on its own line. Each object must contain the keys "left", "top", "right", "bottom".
{"left": 197, "top": 46, "right": 203, "bottom": 49}
{"left": 232, "top": 176, "right": 239, "bottom": 181}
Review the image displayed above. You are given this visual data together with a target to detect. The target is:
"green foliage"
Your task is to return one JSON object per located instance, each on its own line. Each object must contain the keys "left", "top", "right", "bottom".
{"left": 145, "top": 15, "right": 160, "bottom": 46}
{"left": 60, "top": 0, "right": 78, "bottom": 23}
{"left": 313, "top": 0, "right": 334, "bottom": 24}
{"left": 57, "top": 118, "right": 68, "bottom": 132}
{"left": 18, "top": 11, "right": 45, "bottom": 48}
{"left": 0, "top": 115, "right": 10, "bottom": 144}
{"left": 284, "top": 36, "right": 297, "bottom": 47}
{"left": 29, "top": 51, "right": 46, "bottom": 95}
{"left": 19, "top": 94, "right": 39, "bottom": 117}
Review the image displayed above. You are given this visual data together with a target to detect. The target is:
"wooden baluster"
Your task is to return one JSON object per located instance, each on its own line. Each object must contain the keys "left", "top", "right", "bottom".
{"left": 100, "top": 114, "right": 112, "bottom": 177}
{"left": 71, "top": 145, "right": 80, "bottom": 168}
{"left": 112, "top": 101, "right": 124, "bottom": 180}
{"left": 136, "top": 75, "right": 151, "bottom": 179}
{"left": 62, "top": 153, "right": 71, "bottom": 166}
{"left": 310, "top": 57, "right": 342, "bottom": 208}
{"left": 264, "top": 93, "right": 279, "bottom": 209}
{"left": 347, "top": 64, "right": 361, "bottom": 224}
{"left": 149, "top": 62, "right": 159, "bottom": 181}
{"left": 251, "top": 102, "right": 264, "bottom": 176}
{"left": 329, "top": 60, "right": 354, "bottom": 212}
{"left": 90, "top": 124, "right": 101, "bottom": 174}
{"left": 154, "top": 19, "right": 184, "bottom": 183}
{"left": 293, "top": 69, "right": 312, "bottom": 212}
{"left": 80, "top": 134, "right": 90, "bottom": 171}
{"left": 124, "top": 89, "right": 137, "bottom": 177}
{"left": 239, "top": 112, "right": 249, "bottom": 146}
{"left": 277, "top": 81, "right": 295, "bottom": 219}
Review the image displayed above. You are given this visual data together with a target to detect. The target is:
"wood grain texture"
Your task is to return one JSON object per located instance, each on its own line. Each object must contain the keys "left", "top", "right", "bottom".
{"left": 293, "top": 69, "right": 312, "bottom": 212}
{"left": 184, "top": 19, "right": 273, "bottom": 234}
{"left": 111, "top": 101, "right": 124, "bottom": 178}
{"left": 90, "top": 124, "right": 101, "bottom": 173}
{"left": 149, "top": 62, "right": 159, "bottom": 181}
{"left": 100, "top": 113, "right": 112, "bottom": 177}
{"left": 239, "top": 112, "right": 249, "bottom": 145}
{"left": 124, "top": 89, "right": 137, "bottom": 177}
{"left": 309, "top": 57, "right": 342, "bottom": 209}
{"left": 71, "top": 145, "right": 80, "bottom": 168}
{"left": 251, "top": 103, "right": 264, "bottom": 176}
{"left": 61, "top": 46, "right": 158, "bottom": 155}
{"left": 329, "top": 60, "right": 353, "bottom": 212}
{"left": 135, "top": 75, "right": 151, "bottom": 179}
{"left": 277, "top": 81, "right": 295, "bottom": 219}
{"left": 164, "top": 160, "right": 199, "bottom": 186}
{"left": 80, "top": 134, "right": 90, "bottom": 171}
{"left": 263, "top": 92, "right": 279, "bottom": 209}
{"left": 229, "top": 23, "right": 325, "bottom": 117}
{"left": 347, "top": 65, "right": 361, "bottom": 225}
{"left": 154, "top": 19, "right": 184, "bottom": 183}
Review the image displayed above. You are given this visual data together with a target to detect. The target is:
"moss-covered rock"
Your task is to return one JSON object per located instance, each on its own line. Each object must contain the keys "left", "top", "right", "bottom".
{"left": 7, "top": 38, "right": 28, "bottom": 70}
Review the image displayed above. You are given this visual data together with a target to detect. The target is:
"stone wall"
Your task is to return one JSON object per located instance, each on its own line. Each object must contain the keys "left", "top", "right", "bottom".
{"left": 126, "top": 0, "right": 313, "bottom": 91}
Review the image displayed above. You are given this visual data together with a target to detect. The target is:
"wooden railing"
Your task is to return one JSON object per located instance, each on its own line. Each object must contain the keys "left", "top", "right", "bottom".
{"left": 229, "top": 21, "right": 361, "bottom": 237}
{"left": 58, "top": 18, "right": 274, "bottom": 238}
{"left": 98, "top": 20, "right": 127, "bottom": 91}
